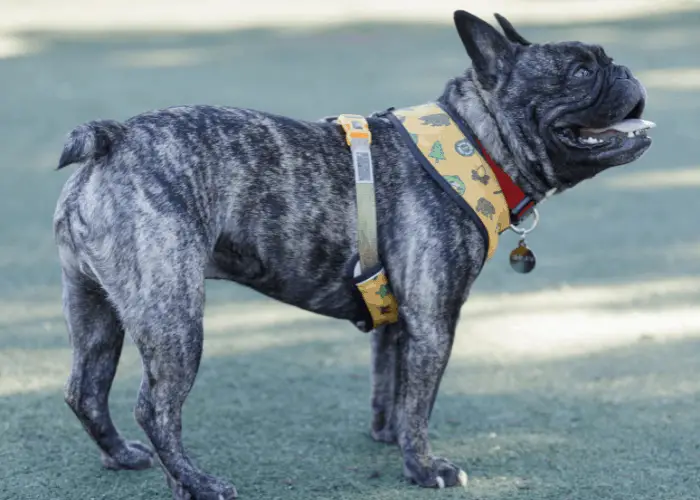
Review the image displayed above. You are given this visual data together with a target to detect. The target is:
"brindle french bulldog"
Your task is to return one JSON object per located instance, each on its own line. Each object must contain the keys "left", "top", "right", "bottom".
{"left": 53, "top": 10, "right": 654, "bottom": 499}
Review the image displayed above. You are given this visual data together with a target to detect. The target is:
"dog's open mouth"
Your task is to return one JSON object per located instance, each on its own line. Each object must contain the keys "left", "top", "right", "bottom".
{"left": 558, "top": 119, "right": 655, "bottom": 148}
{"left": 557, "top": 99, "right": 656, "bottom": 148}
{"left": 577, "top": 118, "right": 656, "bottom": 144}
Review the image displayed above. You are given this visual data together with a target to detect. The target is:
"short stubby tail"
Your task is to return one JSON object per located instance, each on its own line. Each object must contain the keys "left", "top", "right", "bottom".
{"left": 57, "top": 120, "right": 127, "bottom": 169}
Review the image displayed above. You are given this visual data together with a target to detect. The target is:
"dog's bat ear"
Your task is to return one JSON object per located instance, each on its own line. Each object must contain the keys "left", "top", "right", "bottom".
{"left": 494, "top": 13, "right": 531, "bottom": 46}
{"left": 453, "top": 10, "right": 514, "bottom": 89}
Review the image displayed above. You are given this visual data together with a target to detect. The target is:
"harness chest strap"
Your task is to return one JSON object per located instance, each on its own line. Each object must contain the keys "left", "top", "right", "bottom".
{"left": 389, "top": 102, "right": 510, "bottom": 261}
{"left": 337, "top": 114, "right": 399, "bottom": 330}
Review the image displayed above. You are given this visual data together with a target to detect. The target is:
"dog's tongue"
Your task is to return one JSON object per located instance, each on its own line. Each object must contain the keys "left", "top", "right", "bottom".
{"left": 582, "top": 118, "right": 656, "bottom": 134}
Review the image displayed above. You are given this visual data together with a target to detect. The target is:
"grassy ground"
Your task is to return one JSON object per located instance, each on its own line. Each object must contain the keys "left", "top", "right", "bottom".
{"left": 1, "top": 8, "right": 700, "bottom": 500}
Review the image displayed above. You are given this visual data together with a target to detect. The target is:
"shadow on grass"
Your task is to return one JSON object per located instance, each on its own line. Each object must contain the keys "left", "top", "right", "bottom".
{"left": 1, "top": 313, "right": 699, "bottom": 500}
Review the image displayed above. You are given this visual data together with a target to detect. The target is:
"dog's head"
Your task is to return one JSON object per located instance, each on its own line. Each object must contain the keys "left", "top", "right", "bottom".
{"left": 451, "top": 11, "right": 654, "bottom": 192}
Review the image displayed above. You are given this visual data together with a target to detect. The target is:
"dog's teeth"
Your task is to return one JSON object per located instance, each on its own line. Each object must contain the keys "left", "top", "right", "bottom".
{"left": 580, "top": 136, "right": 603, "bottom": 145}
{"left": 457, "top": 470, "right": 468, "bottom": 487}
{"left": 436, "top": 477, "right": 445, "bottom": 489}
{"left": 627, "top": 132, "right": 634, "bottom": 138}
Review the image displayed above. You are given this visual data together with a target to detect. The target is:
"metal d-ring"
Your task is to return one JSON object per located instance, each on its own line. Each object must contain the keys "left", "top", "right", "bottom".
{"left": 509, "top": 208, "right": 540, "bottom": 236}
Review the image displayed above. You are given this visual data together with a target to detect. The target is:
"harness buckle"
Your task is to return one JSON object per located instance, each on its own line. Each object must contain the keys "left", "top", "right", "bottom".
{"left": 337, "top": 114, "right": 372, "bottom": 146}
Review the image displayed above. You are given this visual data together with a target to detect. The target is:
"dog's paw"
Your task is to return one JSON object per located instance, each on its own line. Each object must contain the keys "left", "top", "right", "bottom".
{"left": 403, "top": 455, "right": 468, "bottom": 489}
{"left": 100, "top": 440, "right": 155, "bottom": 471}
{"left": 370, "top": 410, "right": 397, "bottom": 444}
{"left": 371, "top": 427, "right": 397, "bottom": 444}
{"left": 167, "top": 474, "right": 238, "bottom": 500}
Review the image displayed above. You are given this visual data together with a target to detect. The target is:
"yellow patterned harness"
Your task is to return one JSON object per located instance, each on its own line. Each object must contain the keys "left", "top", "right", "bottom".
{"left": 337, "top": 102, "right": 511, "bottom": 331}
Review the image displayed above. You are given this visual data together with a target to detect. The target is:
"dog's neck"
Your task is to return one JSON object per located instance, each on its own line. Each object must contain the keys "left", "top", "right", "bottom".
{"left": 438, "top": 72, "right": 555, "bottom": 202}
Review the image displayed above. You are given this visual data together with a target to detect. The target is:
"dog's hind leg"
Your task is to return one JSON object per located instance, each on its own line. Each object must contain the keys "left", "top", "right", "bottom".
{"left": 111, "top": 245, "right": 238, "bottom": 500}
{"left": 62, "top": 270, "right": 155, "bottom": 471}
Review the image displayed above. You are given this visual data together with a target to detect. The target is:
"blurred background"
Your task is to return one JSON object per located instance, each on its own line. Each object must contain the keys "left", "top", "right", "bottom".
{"left": 1, "top": 1, "right": 699, "bottom": 499}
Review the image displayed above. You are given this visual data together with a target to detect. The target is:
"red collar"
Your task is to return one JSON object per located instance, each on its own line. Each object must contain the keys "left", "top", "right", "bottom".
{"left": 473, "top": 137, "right": 535, "bottom": 226}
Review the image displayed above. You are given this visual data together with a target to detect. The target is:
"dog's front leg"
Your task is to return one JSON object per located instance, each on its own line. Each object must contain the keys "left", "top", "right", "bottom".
{"left": 394, "top": 311, "right": 468, "bottom": 488}
{"left": 370, "top": 325, "right": 400, "bottom": 443}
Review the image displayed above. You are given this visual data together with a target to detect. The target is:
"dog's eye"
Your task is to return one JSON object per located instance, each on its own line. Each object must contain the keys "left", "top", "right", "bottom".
{"left": 573, "top": 66, "right": 593, "bottom": 78}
